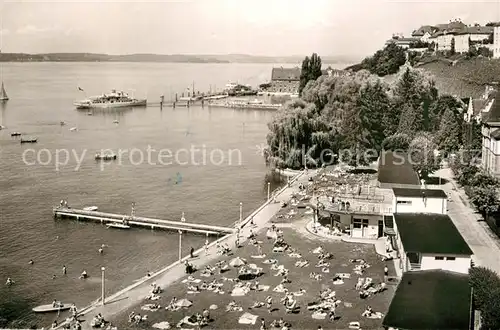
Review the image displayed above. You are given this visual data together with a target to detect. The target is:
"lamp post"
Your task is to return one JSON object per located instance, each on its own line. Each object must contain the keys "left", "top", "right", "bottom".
{"left": 267, "top": 182, "right": 271, "bottom": 200}
{"left": 101, "top": 267, "right": 105, "bottom": 306}
{"left": 178, "top": 230, "right": 183, "bottom": 261}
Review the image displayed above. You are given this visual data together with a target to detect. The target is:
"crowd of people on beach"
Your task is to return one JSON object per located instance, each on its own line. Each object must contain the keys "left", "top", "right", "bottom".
{"left": 113, "top": 213, "right": 390, "bottom": 330}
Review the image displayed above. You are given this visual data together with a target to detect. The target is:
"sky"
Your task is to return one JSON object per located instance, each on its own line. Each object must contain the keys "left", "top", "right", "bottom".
{"left": 0, "top": 0, "right": 500, "bottom": 58}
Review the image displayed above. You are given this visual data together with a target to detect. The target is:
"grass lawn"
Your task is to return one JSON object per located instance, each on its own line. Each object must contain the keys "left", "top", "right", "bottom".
{"left": 111, "top": 228, "right": 395, "bottom": 330}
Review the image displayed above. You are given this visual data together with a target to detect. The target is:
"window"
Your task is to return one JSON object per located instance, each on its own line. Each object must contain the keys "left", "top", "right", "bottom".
{"left": 353, "top": 218, "right": 362, "bottom": 229}
{"left": 396, "top": 200, "right": 412, "bottom": 205}
{"left": 435, "top": 256, "right": 444, "bottom": 260}
{"left": 446, "top": 257, "right": 456, "bottom": 261}
{"left": 362, "top": 219, "right": 369, "bottom": 227}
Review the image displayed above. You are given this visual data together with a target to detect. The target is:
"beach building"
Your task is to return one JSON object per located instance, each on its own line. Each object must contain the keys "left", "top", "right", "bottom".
{"left": 377, "top": 151, "right": 421, "bottom": 189}
{"left": 392, "top": 188, "right": 447, "bottom": 215}
{"left": 383, "top": 270, "right": 473, "bottom": 330}
{"left": 392, "top": 213, "right": 473, "bottom": 274}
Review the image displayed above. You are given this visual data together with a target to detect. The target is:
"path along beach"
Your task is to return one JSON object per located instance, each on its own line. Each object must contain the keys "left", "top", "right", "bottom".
{"left": 57, "top": 171, "right": 309, "bottom": 330}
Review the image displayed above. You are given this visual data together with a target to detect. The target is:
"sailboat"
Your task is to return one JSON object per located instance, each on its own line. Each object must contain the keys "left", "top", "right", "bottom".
{"left": 0, "top": 82, "right": 8, "bottom": 101}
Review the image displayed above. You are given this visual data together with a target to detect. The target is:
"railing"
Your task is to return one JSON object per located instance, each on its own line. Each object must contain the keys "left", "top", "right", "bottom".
{"left": 410, "top": 263, "right": 422, "bottom": 271}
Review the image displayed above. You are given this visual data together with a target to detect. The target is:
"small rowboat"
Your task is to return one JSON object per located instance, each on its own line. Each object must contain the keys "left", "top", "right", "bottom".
{"left": 11, "top": 132, "right": 21, "bottom": 137}
{"left": 32, "top": 303, "right": 71, "bottom": 313}
{"left": 21, "top": 138, "right": 37, "bottom": 144}
{"left": 83, "top": 206, "right": 98, "bottom": 211}
{"left": 107, "top": 223, "right": 130, "bottom": 229}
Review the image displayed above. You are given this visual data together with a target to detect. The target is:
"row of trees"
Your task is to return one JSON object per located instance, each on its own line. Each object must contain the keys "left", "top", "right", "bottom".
{"left": 266, "top": 56, "right": 478, "bottom": 180}
{"left": 450, "top": 152, "right": 500, "bottom": 222}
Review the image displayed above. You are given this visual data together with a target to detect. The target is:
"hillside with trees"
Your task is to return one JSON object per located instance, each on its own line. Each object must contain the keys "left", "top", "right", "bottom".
{"left": 264, "top": 52, "right": 486, "bottom": 182}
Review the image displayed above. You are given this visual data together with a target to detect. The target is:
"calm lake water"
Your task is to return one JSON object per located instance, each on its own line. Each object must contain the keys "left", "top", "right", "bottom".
{"left": 0, "top": 62, "right": 347, "bottom": 327}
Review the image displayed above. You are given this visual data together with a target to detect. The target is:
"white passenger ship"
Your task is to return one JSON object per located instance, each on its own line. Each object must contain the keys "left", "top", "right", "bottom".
{"left": 74, "top": 90, "right": 147, "bottom": 109}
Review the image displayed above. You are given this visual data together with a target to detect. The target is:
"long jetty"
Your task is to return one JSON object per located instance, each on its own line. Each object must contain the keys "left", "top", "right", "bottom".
{"left": 53, "top": 207, "right": 234, "bottom": 235}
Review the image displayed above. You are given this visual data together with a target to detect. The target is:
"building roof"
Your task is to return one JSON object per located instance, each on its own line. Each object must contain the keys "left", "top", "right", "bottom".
{"left": 383, "top": 270, "right": 471, "bottom": 330}
{"left": 393, "top": 188, "right": 447, "bottom": 198}
{"left": 377, "top": 151, "right": 420, "bottom": 186}
{"left": 394, "top": 213, "right": 473, "bottom": 255}
{"left": 271, "top": 67, "right": 301, "bottom": 81}
{"left": 466, "top": 26, "right": 494, "bottom": 35}
{"left": 482, "top": 91, "right": 500, "bottom": 123}
{"left": 491, "top": 128, "right": 500, "bottom": 139}
{"left": 412, "top": 25, "right": 435, "bottom": 36}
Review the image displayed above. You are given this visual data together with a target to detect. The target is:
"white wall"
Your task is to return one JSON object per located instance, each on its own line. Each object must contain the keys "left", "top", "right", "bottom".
{"left": 454, "top": 34, "right": 469, "bottom": 53}
{"left": 494, "top": 27, "right": 500, "bottom": 59}
{"left": 470, "top": 33, "right": 491, "bottom": 42}
{"left": 437, "top": 34, "right": 453, "bottom": 51}
{"left": 393, "top": 196, "right": 447, "bottom": 214}
{"left": 421, "top": 254, "right": 471, "bottom": 274}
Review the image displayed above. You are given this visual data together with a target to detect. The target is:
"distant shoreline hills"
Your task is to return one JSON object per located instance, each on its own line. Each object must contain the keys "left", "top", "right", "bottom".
{"left": 0, "top": 53, "right": 359, "bottom": 64}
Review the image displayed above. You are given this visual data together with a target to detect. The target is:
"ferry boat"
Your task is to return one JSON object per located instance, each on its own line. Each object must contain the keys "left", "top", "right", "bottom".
{"left": 74, "top": 90, "right": 147, "bottom": 109}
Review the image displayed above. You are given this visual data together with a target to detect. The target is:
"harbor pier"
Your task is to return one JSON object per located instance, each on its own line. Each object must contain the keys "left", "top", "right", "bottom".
{"left": 53, "top": 207, "right": 234, "bottom": 236}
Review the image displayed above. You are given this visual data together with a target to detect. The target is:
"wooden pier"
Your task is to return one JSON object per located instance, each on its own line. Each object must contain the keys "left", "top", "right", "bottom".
{"left": 53, "top": 207, "right": 235, "bottom": 236}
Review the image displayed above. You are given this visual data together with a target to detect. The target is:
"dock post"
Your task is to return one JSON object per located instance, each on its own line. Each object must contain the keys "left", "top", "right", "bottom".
{"left": 175, "top": 93, "right": 178, "bottom": 102}
{"left": 181, "top": 212, "right": 186, "bottom": 222}
{"left": 101, "top": 267, "right": 105, "bottom": 306}
{"left": 160, "top": 95, "right": 164, "bottom": 110}
{"left": 239, "top": 202, "right": 243, "bottom": 223}
{"left": 267, "top": 182, "right": 271, "bottom": 200}
{"left": 178, "top": 230, "right": 183, "bottom": 261}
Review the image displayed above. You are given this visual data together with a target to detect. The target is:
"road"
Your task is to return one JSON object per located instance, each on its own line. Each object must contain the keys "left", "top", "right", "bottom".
{"left": 432, "top": 167, "right": 500, "bottom": 274}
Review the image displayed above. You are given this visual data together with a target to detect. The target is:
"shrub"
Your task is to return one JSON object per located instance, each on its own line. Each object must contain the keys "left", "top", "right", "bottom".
{"left": 470, "top": 266, "right": 500, "bottom": 309}
{"left": 382, "top": 133, "right": 411, "bottom": 151}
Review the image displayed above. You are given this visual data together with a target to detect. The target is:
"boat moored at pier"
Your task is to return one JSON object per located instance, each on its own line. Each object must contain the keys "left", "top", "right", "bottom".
{"left": 74, "top": 90, "right": 147, "bottom": 109}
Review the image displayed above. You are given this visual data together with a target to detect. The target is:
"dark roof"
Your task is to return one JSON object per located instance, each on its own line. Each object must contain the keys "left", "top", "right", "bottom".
{"left": 383, "top": 270, "right": 471, "bottom": 330}
{"left": 377, "top": 151, "right": 420, "bottom": 186}
{"left": 466, "top": 26, "right": 494, "bottom": 35}
{"left": 482, "top": 91, "right": 500, "bottom": 123}
{"left": 394, "top": 213, "right": 473, "bottom": 255}
{"left": 434, "top": 21, "right": 467, "bottom": 31}
{"left": 393, "top": 188, "right": 447, "bottom": 198}
{"left": 412, "top": 25, "right": 435, "bottom": 36}
{"left": 271, "top": 67, "right": 301, "bottom": 81}
{"left": 491, "top": 128, "right": 500, "bottom": 139}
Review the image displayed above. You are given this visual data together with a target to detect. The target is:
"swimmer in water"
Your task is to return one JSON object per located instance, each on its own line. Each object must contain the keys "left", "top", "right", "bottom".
{"left": 80, "top": 270, "right": 88, "bottom": 279}
{"left": 101, "top": 244, "right": 106, "bottom": 249}
{"left": 5, "top": 278, "right": 14, "bottom": 285}
{"left": 62, "top": 265, "right": 67, "bottom": 275}
{"left": 29, "top": 259, "right": 34, "bottom": 265}
{"left": 98, "top": 248, "right": 103, "bottom": 254}
{"left": 52, "top": 275, "right": 56, "bottom": 279}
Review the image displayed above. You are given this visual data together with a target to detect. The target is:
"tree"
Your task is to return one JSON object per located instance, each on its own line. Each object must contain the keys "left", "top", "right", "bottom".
{"left": 361, "top": 43, "right": 406, "bottom": 76}
{"left": 356, "top": 81, "right": 389, "bottom": 152}
{"left": 466, "top": 185, "right": 500, "bottom": 216}
{"left": 450, "top": 37, "right": 456, "bottom": 56}
{"left": 435, "top": 106, "right": 463, "bottom": 153}
{"left": 408, "top": 132, "right": 440, "bottom": 179}
{"left": 382, "top": 133, "right": 411, "bottom": 151}
{"left": 299, "top": 53, "right": 322, "bottom": 96}
{"left": 482, "top": 287, "right": 500, "bottom": 330}
{"left": 265, "top": 99, "right": 337, "bottom": 169}
{"left": 469, "top": 267, "right": 500, "bottom": 329}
